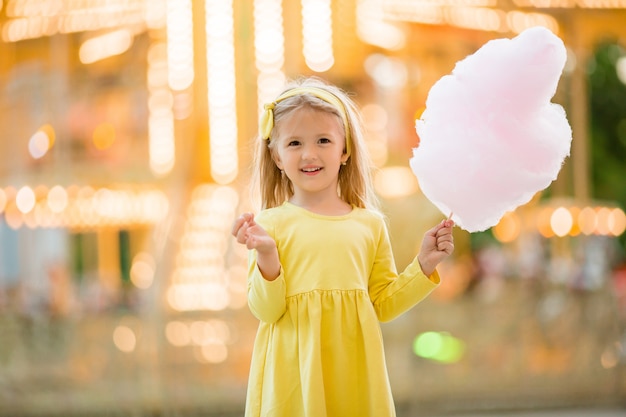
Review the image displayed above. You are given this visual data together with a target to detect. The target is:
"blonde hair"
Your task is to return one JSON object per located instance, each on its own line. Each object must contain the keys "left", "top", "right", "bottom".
{"left": 251, "top": 77, "right": 379, "bottom": 211}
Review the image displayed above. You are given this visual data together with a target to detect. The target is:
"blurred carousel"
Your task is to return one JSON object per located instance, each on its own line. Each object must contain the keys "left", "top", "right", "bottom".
{"left": 0, "top": 1, "right": 625, "bottom": 416}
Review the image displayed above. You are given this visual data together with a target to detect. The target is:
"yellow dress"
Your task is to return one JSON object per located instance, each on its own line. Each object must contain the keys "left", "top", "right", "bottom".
{"left": 245, "top": 202, "right": 439, "bottom": 417}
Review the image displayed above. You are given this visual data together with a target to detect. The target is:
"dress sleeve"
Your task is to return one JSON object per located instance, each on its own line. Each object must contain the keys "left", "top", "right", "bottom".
{"left": 247, "top": 251, "right": 287, "bottom": 323}
{"left": 368, "top": 219, "right": 440, "bottom": 323}
{"left": 246, "top": 212, "right": 287, "bottom": 324}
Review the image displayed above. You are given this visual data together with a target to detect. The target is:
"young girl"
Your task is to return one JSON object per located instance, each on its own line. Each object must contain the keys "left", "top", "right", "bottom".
{"left": 232, "top": 77, "right": 454, "bottom": 417}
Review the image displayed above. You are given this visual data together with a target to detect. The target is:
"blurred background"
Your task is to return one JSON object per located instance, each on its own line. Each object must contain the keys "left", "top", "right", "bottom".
{"left": 0, "top": 0, "right": 625, "bottom": 416}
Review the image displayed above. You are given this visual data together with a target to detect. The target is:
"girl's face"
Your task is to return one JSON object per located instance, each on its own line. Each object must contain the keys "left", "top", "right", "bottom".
{"left": 272, "top": 106, "right": 348, "bottom": 202}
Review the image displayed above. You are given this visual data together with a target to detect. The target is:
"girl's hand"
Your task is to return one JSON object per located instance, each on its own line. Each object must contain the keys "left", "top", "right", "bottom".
{"left": 232, "top": 213, "right": 281, "bottom": 280}
{"left": 232, "top": 213, "right": 276, "bottom": 253}
{"left": 417, "top": 219, "right": 455, "bottom": 277}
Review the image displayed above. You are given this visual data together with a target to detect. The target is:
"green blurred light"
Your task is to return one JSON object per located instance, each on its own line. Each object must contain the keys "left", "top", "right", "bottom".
{"left": 413, "top": 331, "right": 442, "bottom": 359}
{"left": 413, "top": 331, "right": 465, "bottom": 364}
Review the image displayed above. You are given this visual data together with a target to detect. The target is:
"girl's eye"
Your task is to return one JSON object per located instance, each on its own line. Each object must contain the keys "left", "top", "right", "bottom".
{"left": 287, "top": 140, "right": 300, "bottom": 147}
{"left": 319, "top": 138, "right": 331, "bottom": 144}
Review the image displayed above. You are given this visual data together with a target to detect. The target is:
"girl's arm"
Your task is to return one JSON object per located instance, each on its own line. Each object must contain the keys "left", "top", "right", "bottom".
{"left": 368, "top": 219, "right": 454, "bottom": 322}
{"left": 233, "top": 213, "right": 286, "bottom": 323}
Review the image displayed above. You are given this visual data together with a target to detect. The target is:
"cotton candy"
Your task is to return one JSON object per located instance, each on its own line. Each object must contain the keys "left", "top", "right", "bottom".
{"left": 410, "top": 26, "right": 572, "bottom": 232}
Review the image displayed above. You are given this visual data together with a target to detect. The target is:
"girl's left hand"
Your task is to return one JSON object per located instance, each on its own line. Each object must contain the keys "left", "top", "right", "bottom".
{"left": 417, "top": 219, "right": 455, "bottom": 276}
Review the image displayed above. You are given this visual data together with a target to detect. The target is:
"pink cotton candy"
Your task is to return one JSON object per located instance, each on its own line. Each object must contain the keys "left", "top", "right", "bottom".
{"left": 410, "top": 26, "right": 572, "bottom": 232}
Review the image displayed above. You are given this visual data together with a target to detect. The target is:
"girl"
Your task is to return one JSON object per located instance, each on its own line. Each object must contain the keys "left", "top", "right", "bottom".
{"left": 232, "top": 77, "right": 454, "bottom": 417}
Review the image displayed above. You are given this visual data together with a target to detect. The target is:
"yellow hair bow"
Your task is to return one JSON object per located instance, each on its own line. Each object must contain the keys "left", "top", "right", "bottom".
{"left": 259, "top": 102, "right": 276, "bottom": 141}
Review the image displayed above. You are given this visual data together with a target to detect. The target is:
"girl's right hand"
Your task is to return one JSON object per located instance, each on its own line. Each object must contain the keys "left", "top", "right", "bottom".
{"left": 232, "top": 213, "right": 276, "bottom": 253}
{"left": 232, "top": 213, "right": 281, "bottom": 281}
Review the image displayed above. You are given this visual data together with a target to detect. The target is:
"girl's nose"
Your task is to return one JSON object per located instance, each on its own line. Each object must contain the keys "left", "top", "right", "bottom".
{"left": 301, "top": 143, "right": 317, "bottom": 160}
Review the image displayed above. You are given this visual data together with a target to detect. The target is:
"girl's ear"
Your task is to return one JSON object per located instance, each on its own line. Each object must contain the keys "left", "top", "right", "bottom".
{"left": 272, "top": 152, "right": 284, "bottom": 170}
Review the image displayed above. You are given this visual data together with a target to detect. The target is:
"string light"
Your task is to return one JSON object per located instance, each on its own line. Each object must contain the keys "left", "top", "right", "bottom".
{"left": 79, "top": 29, "right": 133, "bottom": 64}
{"left": 15, "top": 186, "right": 36, "bottom": 214}
{"left": 301, "top": 0, "right": 334, "bottom": 72}
{"left": 167, "top": 184, "right": 239, "bottom": 312}
{"left": 254, "top": 0, "right": 286, "bottom": 111}
{"left": 2, "top": 0, "right": 146, "bottom": 42}
{"left": 356, "top": 0, "right": 406, "bottom": 50}
{"left": 166, "top": 0, "right": 195, "bottom": 91}
{"left": 506, "top": 10, "right": 559, "bottom": 34}
{"left": 551, "top": 206, "right": 574, "bottom": 237}
{"left": 147, "top": 42, "right": 176, "bottom": 176}
{"left": 1, "top": 185, "right": 169, "bottom": 230}
{"left": 205, "top": 0, "right": 239, "bottom": 184}
{"left": 145, "top": 0, "right": 167, "bottom": 29}
{"left": 379, "top": 0, "right": 561, "bottom": 34}
{"left": 492, "top": 203, "right": 626, "bottom": 242}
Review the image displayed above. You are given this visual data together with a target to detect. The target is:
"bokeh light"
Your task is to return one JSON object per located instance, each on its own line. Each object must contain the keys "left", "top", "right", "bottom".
{"left": 200, "top": 341, "right": 228, "bottom": 364}
{"left": 302, "top": 0, "right": 334, "bottom": 72}
{"left": 166, "top": 0, "right": 195, "bottom": 90}
{"left": 568, "top": 206, "right": 581, "bottom": 236}
{"left": 254, "top": 0, "right": 286, "bottom": 114}
{"left": 356, "top": 0, "right": 406, "bottom": 50}
{"left": 28, "top": 131, "right": 50, "bottom": 159}
{"left": 492, "top": 211, "right": 521, "bottom": 243}
{"left": 596, "top": 206, "right": 612, "bottom": 236}
{"left": 578, "top": 206, "right": 597, "bottom": 235}
{"left": 0, "top": 185, "right": 169, "bottom": 229}
{"left": 362, "top": 103, "right": 389, "bottom": 167}
{"left": 364, "top": 54, "right": 408, "bottom": 89}
{"left": 79, "top": 29, "right": 133, "bottom": 64}
{"left": 16, "top": 186, "right": 36, "bottom": 214}
{"left": 536, "top": 206, "right": 555, "bottom": 238}
{"left": 608, "top": 208, "right": 626, "bottom": 236}
{"left": 147, "top": 41, "right": 176, "bottom": 177}
{"left": 130, "top": 252, "right": 156, "bottom": 289}
{"left": 413, "top": 331, "right": 466, "bottom": 364}
{"left": 0, "top": 188, "right": 7, "bottom": 213}
{"left": 550, "top": 206, "right": 573, "bottom": 237}
{"left": 166, "top": 321, "right": 191, "bottom": 347}
{"left": 92, "top": 122, "right": 116, "bottom": 150}
{"left": 617, "top": 56, "right": 626, "bottom": 85}
{"left": 205, "top": 0, "right": 239, "bottom": 184}
{"left": 113, "top": 325, "right": 137, "bottom": 353}
{"left": 374, "top": 166, "right": 419, "bottom": 199}
{"left": 167, "top": 184, "right": 239, "bottom": 312}
{"left": 47, "top": 185, "right": 68, "bottom": 213}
